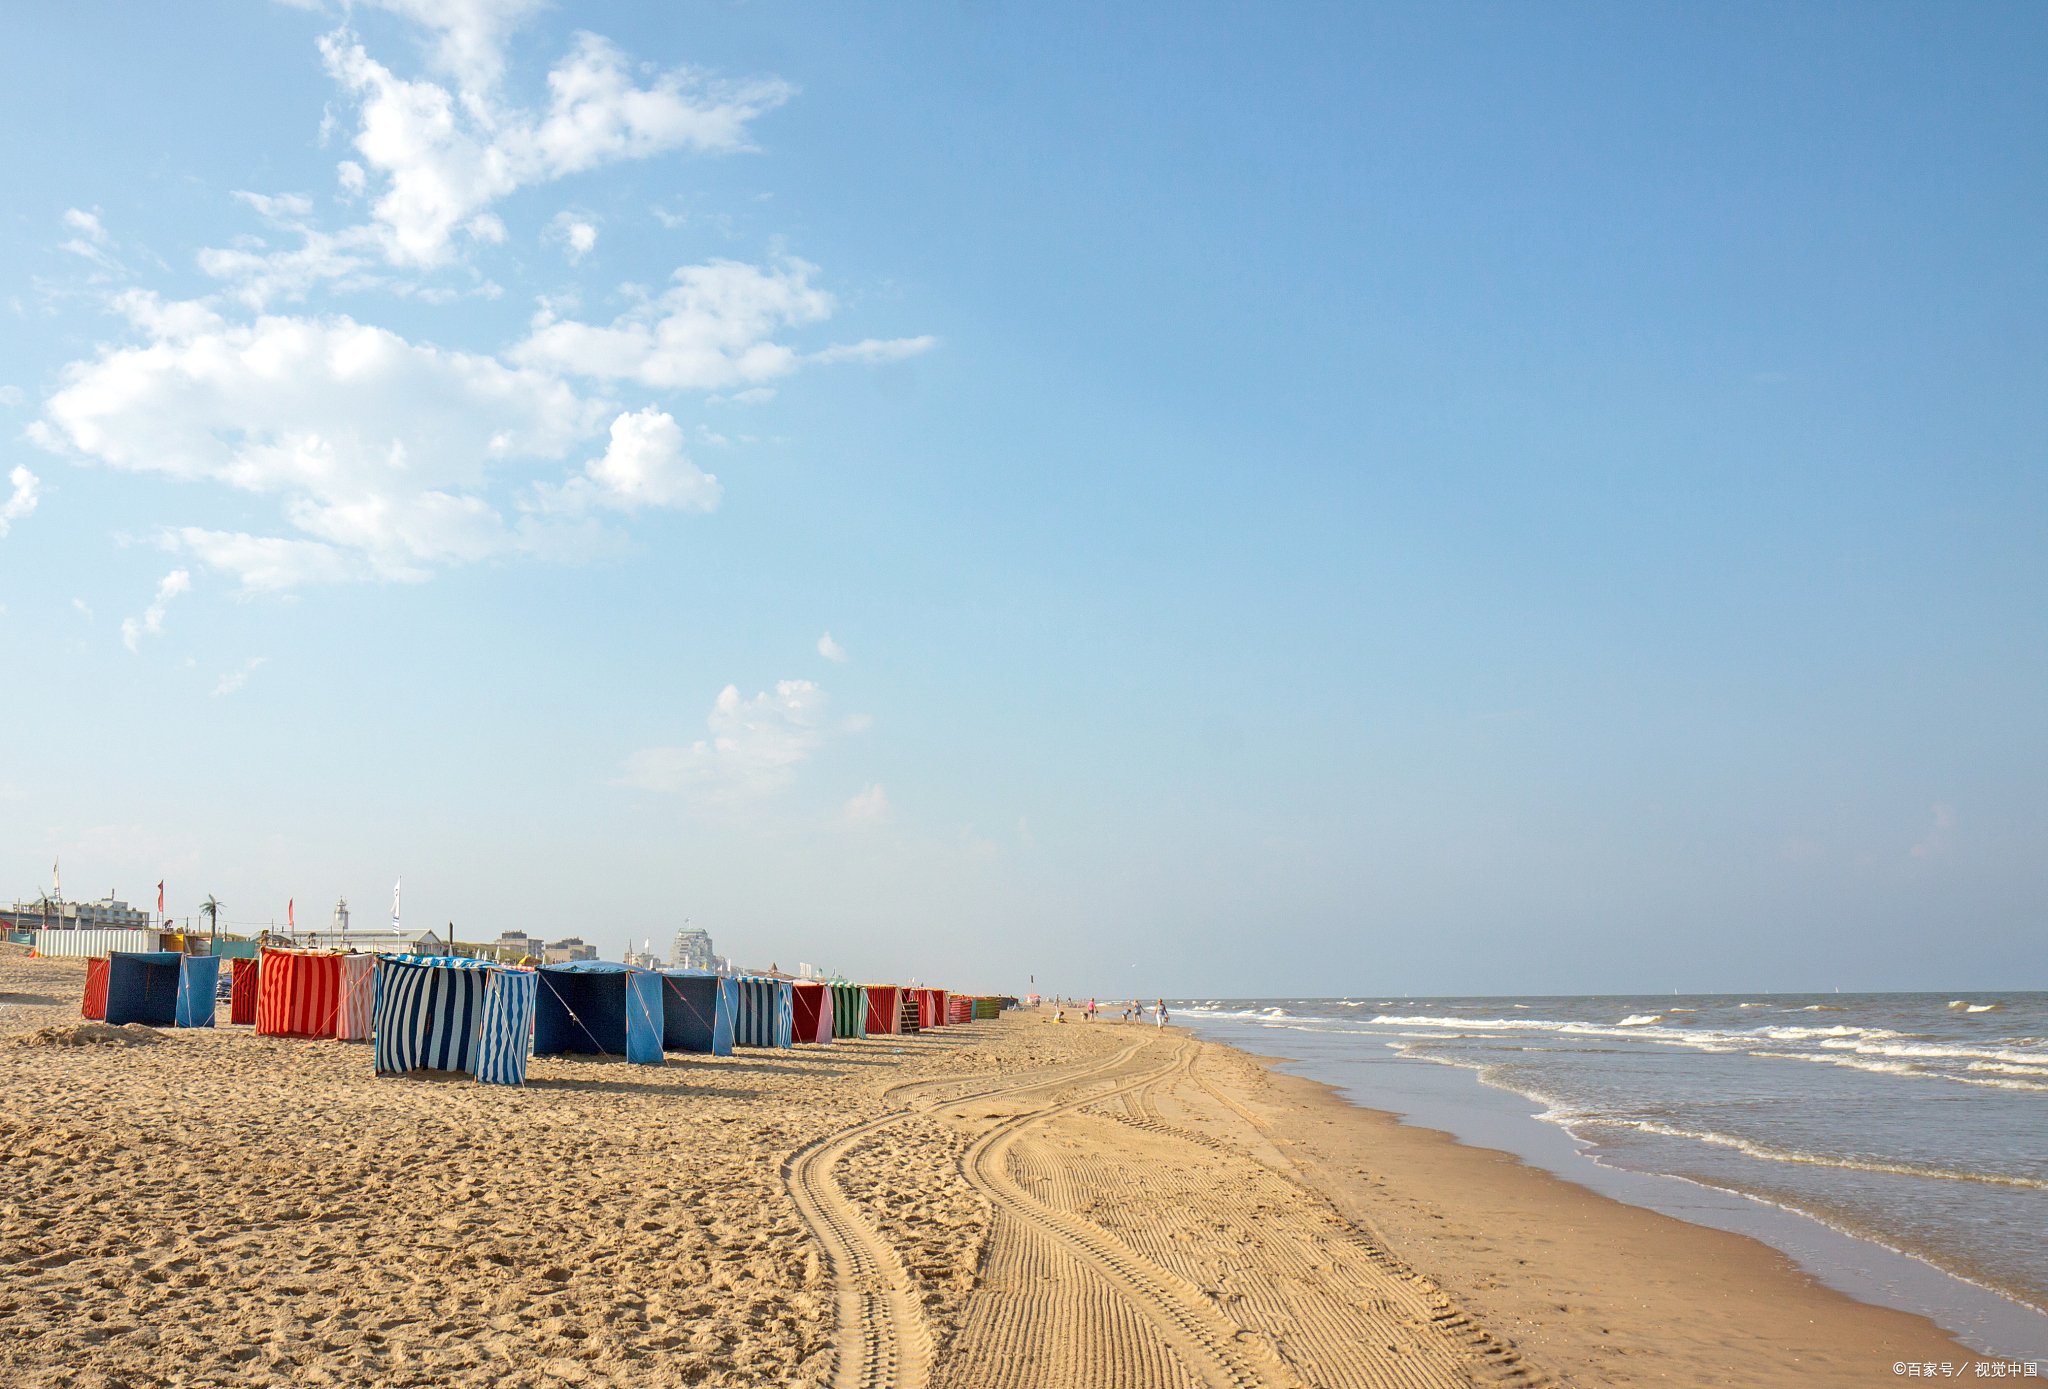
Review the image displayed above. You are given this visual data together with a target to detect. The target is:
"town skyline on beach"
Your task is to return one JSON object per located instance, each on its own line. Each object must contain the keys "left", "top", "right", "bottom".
{"left": 4, "top": 2, "right": 2045, "bottom": 997}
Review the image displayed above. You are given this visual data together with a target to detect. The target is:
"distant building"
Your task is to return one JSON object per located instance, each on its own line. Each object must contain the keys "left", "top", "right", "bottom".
{"left": 670, "top": 927, "right": 718, "bottom": 971}
{"left": 294, "top": 928, "right": 446, "bottom": 954}
{"left": 490, "top": 930, "right": 541, "bottom": 960}
{"left": 2, "top": 896, "right": 150, "bottom": 932}
{"left": 544, "top": 937, "right": 598, "bottom": 963}
{"left": 623, "top": 947, "right": 663, "bottom": 969}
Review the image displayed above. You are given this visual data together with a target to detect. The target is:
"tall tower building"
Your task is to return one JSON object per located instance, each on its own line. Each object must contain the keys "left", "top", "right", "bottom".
{"left": 670, "top": 926, "right": 716, "bottom": 971}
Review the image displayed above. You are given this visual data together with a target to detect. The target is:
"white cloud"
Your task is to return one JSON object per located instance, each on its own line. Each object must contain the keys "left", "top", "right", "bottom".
{"left": 817, "top": 632, "right": 847, "bottom": 663}
{"left": 843, "top": 783, "right": 889, "bottom": 822}
{"left": 64, "top": 209, "right": 109, "bottom": 244}
{"left": 121, "top": 569, "right": 191, "bottom": 651}
{"left": 527, "top": 406, "right": 719, "bottom": 514}
{"left": 545, "top": 210, "right": 599, "bottom": 263}
{"left": 0, "top": 386, "right": 25, "bottom": 408}
{"left": 73, "top": 598, "right": 93, "bottom": 620}
{"left": 619, "top": 680, "right": 835, "bottom": 801}
{"left": 59, "top": 209, "right": 123, "bottom": 276}
{"left": 1910, "top": 802, "right": 1956, "bottom": 860}
{"left": 0, "top": 467, "right": 40, "bottom": 538}
{"left": 194, "top": 17, "right": 790, "bottom": 301}
{"left": 320, "top": 27, "right": 787, "bottom": 271}
{"left": 512, "top": 258, "right": 833, "bottom": 389}
{"left": 811, "top": 335, "right": 939, "bottom": 365}
{"left": 360, "top": 0, "right": 551, "bottom": 94}
{"left": 214, "top": 656, "right": 268, "bottom": 696}
{"left": 34, "top": 297, "right": 604, "bottom": 588}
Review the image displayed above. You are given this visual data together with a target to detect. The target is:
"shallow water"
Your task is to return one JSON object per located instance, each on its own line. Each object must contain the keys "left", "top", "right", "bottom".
{"left": 1170, "top": 992, "right": 2048, "bottom": 1359}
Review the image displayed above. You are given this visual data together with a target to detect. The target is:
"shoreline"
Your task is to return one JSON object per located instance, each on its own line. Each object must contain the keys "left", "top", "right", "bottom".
{"left": 1204, "top": 1029, "right": 2007, "bottom": 1384}
{"left": 4, "top": 948, "right": 2033, "bottom": 1389}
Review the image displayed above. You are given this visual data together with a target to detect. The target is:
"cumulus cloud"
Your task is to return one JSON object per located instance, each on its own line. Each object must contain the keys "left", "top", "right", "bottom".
{"left": 214, "top": 656, "right": 268, "bottom": 696}
{"left": 619, "top": 680, "right": 837, "bottom": 802}
{"left": 512, "top": 259, "right": 833, "bottom": 389}
{"left": 32, "top": 294, "right": 604, "bottom": 587}
{"left": 121, "top": 569, "right": 191, "bottom": 650}
{"left": 528, "top": 407, "right": 720, "bottom": 515}
{"left": 545, "top": 210, "right": 599, "bottom": 263}
{"left": 200, "top": 24, "right": 790, "bottom": 298}
{"left": 0, "top": 467, "right": 40, "bottom": 539}
{"left": 36, "top": 6, "right": 928, "bottom": 602}
{"left": 817, "top": 632, "right": 847, "bottom": 662}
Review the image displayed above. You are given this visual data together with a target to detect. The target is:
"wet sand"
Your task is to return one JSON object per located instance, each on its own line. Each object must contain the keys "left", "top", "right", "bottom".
{"left": 0, "top": 951, "right": 1992, "bottom": 1387}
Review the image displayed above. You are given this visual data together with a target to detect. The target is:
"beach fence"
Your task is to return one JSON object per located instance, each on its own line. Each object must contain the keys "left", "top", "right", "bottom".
{"left": 37, "top": 928, "right": 162, "bottom": 958}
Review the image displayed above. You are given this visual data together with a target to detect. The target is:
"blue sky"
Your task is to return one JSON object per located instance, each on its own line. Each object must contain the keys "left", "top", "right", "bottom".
{"left": 2, "top": 1, "right": 2043, "bottom": 995}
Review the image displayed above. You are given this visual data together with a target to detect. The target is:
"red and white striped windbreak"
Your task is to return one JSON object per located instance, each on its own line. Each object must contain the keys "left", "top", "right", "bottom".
{"left": 255, "top": 947, "right": 345, "bottom": 1039}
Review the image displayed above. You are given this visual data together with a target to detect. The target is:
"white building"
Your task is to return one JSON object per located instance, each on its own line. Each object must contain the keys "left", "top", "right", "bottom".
{"left": 670, "top": 927, "right": 721, "bottom": 972}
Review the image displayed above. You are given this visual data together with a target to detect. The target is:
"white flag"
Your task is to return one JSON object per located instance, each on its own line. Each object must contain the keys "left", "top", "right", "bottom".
{"left": 391, "top": 877, "right": 402, "bottom": 930}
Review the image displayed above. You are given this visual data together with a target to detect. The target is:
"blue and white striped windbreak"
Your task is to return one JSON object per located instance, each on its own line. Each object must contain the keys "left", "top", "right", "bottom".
{"left": 374, "top": 956, "right": 536, "bottom": 1086}
{"left": 733, "top": 976, "right": 797, "bottom": 1049}
{"left": 475, "top": 969, "right": 538, "bottom": 1086}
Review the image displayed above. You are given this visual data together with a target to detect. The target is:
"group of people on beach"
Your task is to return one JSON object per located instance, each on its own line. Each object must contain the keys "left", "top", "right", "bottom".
{"left": 1051, "top": 996, "right": 1170, "bottom": 1027}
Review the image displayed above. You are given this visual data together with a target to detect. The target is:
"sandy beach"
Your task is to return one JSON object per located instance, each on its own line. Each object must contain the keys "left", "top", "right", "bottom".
{"left": 0, "top": 950, "right": 1990, "bottom": 1388}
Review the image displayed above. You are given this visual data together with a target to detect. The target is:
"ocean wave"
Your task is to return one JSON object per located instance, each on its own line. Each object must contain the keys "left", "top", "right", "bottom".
{"left": 1756, "top": 1024, "right": 1890, "bottom": 1039}
{"left": 1950, "top": 1000, "right": 2003, "bottom": 1012}
{"left": 1605, "top": 1120, "right": 2048, "bottom": 1190}
{"left": 1616, "top": 1014, "right": 1662, "bottom": 1026}
{"left": 1817, "top": 1037, "right": 2048, "bottom": 1066}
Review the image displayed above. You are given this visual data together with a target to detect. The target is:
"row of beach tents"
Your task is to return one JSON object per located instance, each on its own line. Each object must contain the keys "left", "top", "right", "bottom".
{"left": 78, "top": 947, "right": 1010, "bottom": 1087}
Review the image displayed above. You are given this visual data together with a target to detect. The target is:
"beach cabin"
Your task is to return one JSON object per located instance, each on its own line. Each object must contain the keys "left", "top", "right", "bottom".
{"left": 228, "top": 957, "right": 258, "bottom": 1024}
{"left": 864, "top": 984, "right": 902, "bottom": 1036}
{"left": 733, "top": 975, "right": 795, "bottom": 1048}
{"left": 532, "top": 961, "right": 663, "bottom": 1064}
{"left": 790, "top": 981, "right": 834, "bottom": 1044}
{"left": 255, "top": 947, "right": 348, "bottom": 1039}
{"left": 81, "top": 959, "right": 109, "bottom": 1020}
{"left": 94, "top": 951, "right": 220, "bottom": 1028}
{"left": 830, "top": 983, "right": 869, "bottom": 1038}
{"left": 659, "top": 970, "right": 737, "bottom": 1056}
{"left": 374, "top": 955, "right": 537, "bottom": 1086}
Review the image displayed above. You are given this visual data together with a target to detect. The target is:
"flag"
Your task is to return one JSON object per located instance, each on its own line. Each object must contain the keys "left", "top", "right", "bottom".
{"left": 288, "top": 899, "right": 294, "bottom": 929}
{"left": 392, "top": 878, "right": 402, "bottom": 930}
{"left": 157, "top": 881, "right": 165, "bottom": 915}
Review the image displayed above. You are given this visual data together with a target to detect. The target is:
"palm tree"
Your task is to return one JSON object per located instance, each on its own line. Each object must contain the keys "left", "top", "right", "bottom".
{"left": 201, "top": 895, "right": 221, "bottom": 945}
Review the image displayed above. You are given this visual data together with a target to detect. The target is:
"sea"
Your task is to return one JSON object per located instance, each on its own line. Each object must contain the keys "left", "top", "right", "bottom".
{"left": 1169, "top": 992, "right": 2048, "bottom": 1360}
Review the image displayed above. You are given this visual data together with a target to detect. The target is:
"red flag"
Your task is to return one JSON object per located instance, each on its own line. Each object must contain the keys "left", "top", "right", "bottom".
{"left": 288, "top": 899, "right": 294, "bottom": 929}
{"left": 157, "top": 881, "right": 164, "bottom": 915}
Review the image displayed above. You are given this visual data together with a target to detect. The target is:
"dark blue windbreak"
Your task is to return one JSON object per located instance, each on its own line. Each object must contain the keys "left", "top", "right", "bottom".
{"left": 104, "top": 952, "right": 183, "bottom": 1027}
{"left": 532, "top": 962, "right": 662, "bottom": 1064}
{"left": 660, "top": 971, "right": 736, "bottom": 1056}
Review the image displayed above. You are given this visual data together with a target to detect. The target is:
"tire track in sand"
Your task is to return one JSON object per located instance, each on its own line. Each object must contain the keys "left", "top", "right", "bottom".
{"left": 785, "top": 1041, "right": 1149, "bottom": 1389}
{"left": 942, "top": 1036, "right": 1290, "bottom": 1389}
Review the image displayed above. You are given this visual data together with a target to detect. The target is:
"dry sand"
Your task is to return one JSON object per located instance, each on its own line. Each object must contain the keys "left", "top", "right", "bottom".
{"left": 0, "top": 951, "right": 1990, "bottom": 1387}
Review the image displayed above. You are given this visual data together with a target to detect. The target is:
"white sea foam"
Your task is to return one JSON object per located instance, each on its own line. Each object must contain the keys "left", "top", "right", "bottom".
{"left": 1610, "top": 1120, "right": 2048, "bottom": 1190}
{"left": 1617, "top": 1014, "right": 1662, "bottom": 1026}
